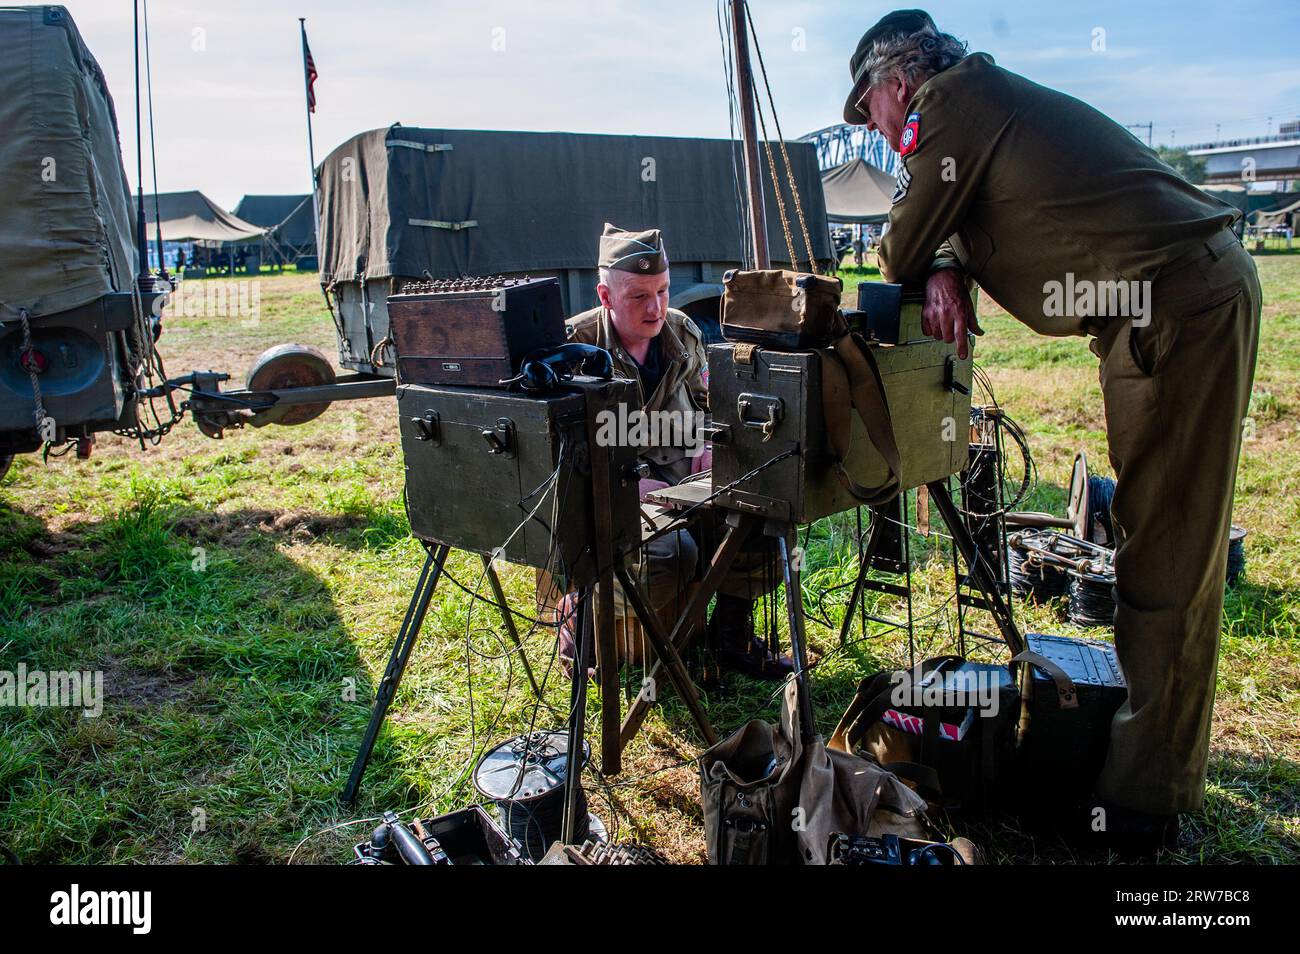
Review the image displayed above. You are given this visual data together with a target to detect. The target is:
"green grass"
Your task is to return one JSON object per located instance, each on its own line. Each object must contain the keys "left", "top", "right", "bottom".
{"left": 1, "top": 260, "right": 1297, "bottom": 864}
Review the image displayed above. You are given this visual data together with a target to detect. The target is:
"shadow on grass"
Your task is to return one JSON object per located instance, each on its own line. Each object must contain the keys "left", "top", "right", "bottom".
{"left": 0, "top": 495, "right": 435, "bottom": 864}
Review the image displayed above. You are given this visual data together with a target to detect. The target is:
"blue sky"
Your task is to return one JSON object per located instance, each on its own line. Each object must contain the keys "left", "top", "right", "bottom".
{"left": 59, "top": 0, "right": 1300, "bottom": 208}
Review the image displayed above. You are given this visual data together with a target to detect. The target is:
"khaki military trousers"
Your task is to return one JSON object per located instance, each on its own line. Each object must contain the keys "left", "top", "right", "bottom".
{"left": 1089, "top": 237, "right": 1261, "bottom": 815}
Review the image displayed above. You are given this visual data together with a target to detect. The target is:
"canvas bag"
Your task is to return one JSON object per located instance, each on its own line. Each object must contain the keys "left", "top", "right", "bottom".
{"left": 699, "top": 681, "right": 930, "bottom": 865}
{"left": 721, "top": 269, "right": 845, "bottom": 349}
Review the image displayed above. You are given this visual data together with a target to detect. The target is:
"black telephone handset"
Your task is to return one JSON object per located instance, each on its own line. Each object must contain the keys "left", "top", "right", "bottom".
{"left": 506, "top": 343, "right": 615, "bottom": 392}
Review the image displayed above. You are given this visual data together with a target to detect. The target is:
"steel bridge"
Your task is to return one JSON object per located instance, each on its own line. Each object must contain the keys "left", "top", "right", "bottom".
{"left": 797, "top": 123, "right": 899, "bottom": 174}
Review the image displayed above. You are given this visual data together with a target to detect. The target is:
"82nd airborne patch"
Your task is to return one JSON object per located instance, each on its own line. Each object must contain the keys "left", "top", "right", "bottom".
{"left": 899, "top": 112, "right": 921, "bottom": 156}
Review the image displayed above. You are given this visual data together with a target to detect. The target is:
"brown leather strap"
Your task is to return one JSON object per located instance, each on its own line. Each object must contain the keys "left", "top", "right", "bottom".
{"left": 1010, "top": 649, "right": 1078, "bottom": 709}
{"left": 817, "top": 331, "right": 903, "bottom": 507}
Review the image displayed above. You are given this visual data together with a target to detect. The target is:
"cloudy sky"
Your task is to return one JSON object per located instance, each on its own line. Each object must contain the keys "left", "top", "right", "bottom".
{"left": 59, "top": 0, "right": 1300, "bottom": 209}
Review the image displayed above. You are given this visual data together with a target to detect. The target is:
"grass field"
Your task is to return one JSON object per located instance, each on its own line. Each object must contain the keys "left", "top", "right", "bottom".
{"left": 1, "top": 258, "right": 1297, "bottom": 864}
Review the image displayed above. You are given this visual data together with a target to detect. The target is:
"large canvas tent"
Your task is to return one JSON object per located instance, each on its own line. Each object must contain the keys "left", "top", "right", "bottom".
{"left": 820, "top": 158, "right": 897, "bottom": 225}
{"left": 0, "top": 5, "right": 137, "bottom": 318}
{"left": 143, "top": 191, "right": 265, "bottom": 245}
{"left": 232, "top": 194, "right": 316, "bottom": 266}
{"left": 1252, "top": 196, "right": 1300, "bottom": 231}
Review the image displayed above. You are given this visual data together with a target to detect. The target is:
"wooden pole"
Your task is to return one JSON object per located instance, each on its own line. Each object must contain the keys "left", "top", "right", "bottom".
{"left": 730, "top": 0, "right": 769, "bottom": 269}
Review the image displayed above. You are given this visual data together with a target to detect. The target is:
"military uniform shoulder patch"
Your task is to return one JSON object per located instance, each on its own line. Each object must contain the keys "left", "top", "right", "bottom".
{"left": 899, "top": 112, "right": 921, "bottom": 156}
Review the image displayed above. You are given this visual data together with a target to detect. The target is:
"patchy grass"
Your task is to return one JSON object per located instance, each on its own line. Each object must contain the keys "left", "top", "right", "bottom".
{"left": 1, "top": 260, "right": 1297, "bottom": 864}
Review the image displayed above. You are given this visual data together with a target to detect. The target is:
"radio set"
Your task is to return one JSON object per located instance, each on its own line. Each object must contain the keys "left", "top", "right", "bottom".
{"left": 386, "top": 275, "right": 639, "bottom": 592}
{"left": 387, "top": 276, "right": 567, "bottom": 387}
{"left": 707, "top": 275, "right": 974, "bottom": 523}
{"left": 397, "top": 378, "right": 640, "bottom": 591}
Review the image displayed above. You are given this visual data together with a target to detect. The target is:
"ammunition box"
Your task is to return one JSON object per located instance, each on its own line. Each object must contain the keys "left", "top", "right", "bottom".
{"left": 1021, "top": 632, "right": 1127, "bottom": 804}
{"left": 397, "top": 378, "right": 640, "bottom": 590}
{"left": 707, "top": 337, "right": 973, "bottom": 523}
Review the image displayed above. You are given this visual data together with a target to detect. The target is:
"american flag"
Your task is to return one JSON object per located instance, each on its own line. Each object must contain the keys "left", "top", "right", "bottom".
{"left": 302, "top": 32, "right": 318, "bottom": 113}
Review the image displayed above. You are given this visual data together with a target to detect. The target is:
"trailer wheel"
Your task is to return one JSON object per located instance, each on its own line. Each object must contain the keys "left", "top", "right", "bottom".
{"left": 245, "top": 344, "right": 337, "bottom": 426}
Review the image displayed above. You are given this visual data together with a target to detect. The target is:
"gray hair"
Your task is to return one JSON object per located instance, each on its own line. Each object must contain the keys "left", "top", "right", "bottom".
{"left": 864, "top": 25, "right": 968, "bottom": 89}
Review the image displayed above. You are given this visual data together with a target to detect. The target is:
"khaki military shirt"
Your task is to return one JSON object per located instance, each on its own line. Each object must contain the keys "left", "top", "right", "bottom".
{"left": 879, "top": 53, "right": 1239, "bottom": 337}
{"left": 566, "top": 305, "right": 708, "bottom": 485}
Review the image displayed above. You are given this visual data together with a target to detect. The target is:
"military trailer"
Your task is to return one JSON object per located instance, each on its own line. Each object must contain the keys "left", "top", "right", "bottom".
{"left": 317, "top": 125, "right": 834, "bottom": 376}
{"left": 0, "top": 5, "right": 167, "bottom": 476}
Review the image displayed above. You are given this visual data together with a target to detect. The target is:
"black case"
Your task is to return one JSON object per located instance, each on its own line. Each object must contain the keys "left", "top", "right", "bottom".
{"left": 1021, "top": 632, "right": 1127, "bottom": 803}
{"left": 397, "top": 378, "right": 639, "bottom": 590}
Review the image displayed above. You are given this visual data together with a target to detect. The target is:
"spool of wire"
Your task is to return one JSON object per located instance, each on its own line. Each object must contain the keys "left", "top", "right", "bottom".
{"left": 1068, "top": 570, "right": 1116, "bottom": 628}
{"left": 1008, "top": 531, "right": 1070, "bottom": 602}
{"left": 1227, "top": 525, "right": 1247, "bottom": 585}
{"left": 473, "top": 729, "right": 591, "bottom": 862}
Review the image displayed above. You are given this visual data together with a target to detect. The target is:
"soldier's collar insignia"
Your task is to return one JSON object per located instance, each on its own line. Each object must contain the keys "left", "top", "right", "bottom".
{"left": 899, "top": 112, "right": 921, "bottom": 156}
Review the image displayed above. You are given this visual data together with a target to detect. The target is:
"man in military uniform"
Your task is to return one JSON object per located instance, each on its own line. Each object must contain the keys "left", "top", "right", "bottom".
{"left": 559, "top": 223, "right": 789, "bottom": 680}
{"left": 843, "top": 11, "right": 1261, "bottom": 853}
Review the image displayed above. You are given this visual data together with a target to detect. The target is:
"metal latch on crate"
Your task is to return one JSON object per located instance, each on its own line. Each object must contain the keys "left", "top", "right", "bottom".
{"left": 481, "top": 417, "right": 516, "bottom": 458}
{"left": 412, "top": 410, "right": 440, "bottom": 445}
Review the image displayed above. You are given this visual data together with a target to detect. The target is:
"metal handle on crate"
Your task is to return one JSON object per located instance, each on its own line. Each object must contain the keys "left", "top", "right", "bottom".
{"left": 737, "top": 393, "right": 783, "bottom": 441}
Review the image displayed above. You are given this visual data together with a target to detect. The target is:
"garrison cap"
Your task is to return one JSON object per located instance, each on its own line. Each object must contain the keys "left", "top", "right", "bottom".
{"left": 843, "top": 9, "right": 937, "bottom": 125}
{"left": 598, "top": 222, "right": 668, "bottom": 274}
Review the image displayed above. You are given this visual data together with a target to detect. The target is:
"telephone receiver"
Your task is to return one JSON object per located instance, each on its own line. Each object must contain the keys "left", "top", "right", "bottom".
{"left": 505, "top": 342, "right": 615, "bottom": 392}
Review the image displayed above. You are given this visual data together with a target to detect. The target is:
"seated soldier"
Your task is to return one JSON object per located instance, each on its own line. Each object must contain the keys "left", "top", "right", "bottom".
{"left": 556, "top": 223, "right": 790, "bottom": 680}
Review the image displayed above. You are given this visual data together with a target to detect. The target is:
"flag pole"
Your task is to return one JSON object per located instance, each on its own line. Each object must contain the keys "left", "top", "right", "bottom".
{"left": 299, "top": 18, "right": 321, "bottom": 262}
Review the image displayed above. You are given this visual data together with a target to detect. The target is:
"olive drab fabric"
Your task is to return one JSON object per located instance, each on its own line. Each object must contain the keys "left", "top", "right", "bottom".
{"left": 598, "top": 223, "right": 668, "bottom": 275}
{"left": 1090, "top": 238, "right": 1260, "bottom": 814}
{"left": 566, "top": 305, "right": 708, "bottom": 487}
{"left": 869, "top": 48, "right": 1262, "bottom": 815}
{"left": 316, "top": 126, "right": 833, "bottom": 287}
{"left": 0, "top": 5, "right": 138, "bottom": 318}
{"left": 877, "top": 53, "right": 1239, "bottom": 338}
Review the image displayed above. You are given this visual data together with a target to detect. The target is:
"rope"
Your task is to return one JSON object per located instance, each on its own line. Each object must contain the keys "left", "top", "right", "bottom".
{"left": 744, "top": 1, "right": 818, "bottom": 274}
{"left": 17, "top": 309, "right": 50, "bottom": 438}
{"left": 751, "top": 92, "right": 799, "bottom": 270}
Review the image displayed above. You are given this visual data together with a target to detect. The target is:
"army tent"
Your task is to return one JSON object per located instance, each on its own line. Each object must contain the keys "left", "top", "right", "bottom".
{"left": 1252, "top": 196, "right": 1300, "bottom": 231}
{"left": 0, "top": 5, "right": 137, "bottom": 318}
{"left": 232, "top": 194, "right": 316, "bottom": 265}
{"left": 820, "top": 158, "right": 897, "bottom": 225}
{"left": 144, "top": 191, "right": 265, "bottom": 245}
{"left": 234, "top": 194, "right": 314, "bottom": 246}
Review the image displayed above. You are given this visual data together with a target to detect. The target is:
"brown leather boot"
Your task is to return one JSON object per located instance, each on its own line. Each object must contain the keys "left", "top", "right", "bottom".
{"left": 709, "top": 594, "right": 794, "bottom": 681}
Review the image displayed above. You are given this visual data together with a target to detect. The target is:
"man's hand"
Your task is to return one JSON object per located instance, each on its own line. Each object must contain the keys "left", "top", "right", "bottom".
{"left": 638, "top": 477, "right": 669, "bottom": 501}
{"left": 922, "top": 268, "right": 982, "bottom": 359}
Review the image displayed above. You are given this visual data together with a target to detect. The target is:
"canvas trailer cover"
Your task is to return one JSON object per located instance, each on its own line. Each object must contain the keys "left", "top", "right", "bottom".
{"left": 317, "top": 124, "right": 833, "bottom": 375}
{"left": 0, "top": 4, "right": 156, "bottom": 449}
